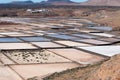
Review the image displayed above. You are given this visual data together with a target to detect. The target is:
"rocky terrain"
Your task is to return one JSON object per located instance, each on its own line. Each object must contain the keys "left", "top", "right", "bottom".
{"left": 42, "top": 54, "right": 120, "bottom": 80}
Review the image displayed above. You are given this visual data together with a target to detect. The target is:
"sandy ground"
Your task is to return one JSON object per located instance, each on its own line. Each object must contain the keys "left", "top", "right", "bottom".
{"left": 10, "top": 63, "right": 79, "bottom": 79}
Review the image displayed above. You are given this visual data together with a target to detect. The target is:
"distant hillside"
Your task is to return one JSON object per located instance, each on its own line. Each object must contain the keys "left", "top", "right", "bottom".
{"left": 8, "top": 0, "right": 76, "bottom": 5}
{"left": 10, "top": 0, "right": 34, "bottom": 4}
{"left": 81, "top": 0, "right": 120, "bottom": 6}
{"left": 40, "top": 0, "right": 76, "bottom": 5}
{"left": 47, "top": 0, "right": 73, "bottom": 3}
{"left": 0, "top": 0, "right": 120, "bottom": 7}
{"left": 6, "top": 0, "right": 120, "bottom": 6}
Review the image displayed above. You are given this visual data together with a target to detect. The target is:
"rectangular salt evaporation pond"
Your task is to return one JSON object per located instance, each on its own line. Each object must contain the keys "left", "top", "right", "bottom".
{"left": 7, "top": 33, "right": 34, "bottom": 37}
{"left": 55, "top": 41, "right": 91, "bottom": 47}
{"left": 33, "top": 32, "right": 44, "bottom": 36}
{"left": 32, "top": 42, "right": 65, "bottom": 48}
{"left": 67, "top": 28, "right": 80, "bottom": 32}
{"left": 44, "top": 32, "right": 58, "bottom": 35}
{"left": 72, "top": 33, "right": 96, "bottom": 39}
{"left": 49, "top": 49, "right": 104, "bottom": 64}
{"left": 23, "top": 31, "right": 36, "bottom": 34}
{"left": 3, "top": 50, "right": 71, "bottom": 64}
{"left": 47, "top": 34, "right": 80, "bottom": 40}
{"left": 0, "top": 66, "right": 22, "bottom": 80}
{"left": 0, "top": 38, "right": 21, "bottom": 43}
{"left": 90, "top": 33, "right": 115, "bottom": 38}
{"left": 7, "top": 34, "right": 34, "bottom": 37}
{"left": 20, "top": 36, "right": 51, "bottom": 42}
{"left": 0, "top": 32, "right": 21, "bottom": 35}
{"left": 0, "top": 53, "right": 16, "bottom": 64}
{"left": 0, "top": 32, "right": 33, "bottom": 37}
{"left": 10, "top": 63, "right": 79, "bottom": 79}
{"left": 87, "top": 26, "right": 112, "bottom": 31}
{"left": 98, "top": 38, "right": 120, "bottom": 43}
{"left": 50, "top": 26, "right": 64, "bottom": 29}
{"left": 79, "top": 29, "right": 102, "bottom": 33}
{"left": 0, "top": 43, "right": 37, "bottom": 50}
{"left": 78, "top": 46, "right": 120, "bottom": 57}
{"left": 32, "top": 30, "right": 46, "bottom": 33}
{"left": 76, "top": 39, "right": 110, "bottom": 45}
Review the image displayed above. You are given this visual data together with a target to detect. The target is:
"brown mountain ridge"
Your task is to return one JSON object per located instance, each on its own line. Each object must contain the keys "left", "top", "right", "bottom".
{"left": 7, "top": 0, "right": 120, "bottom": 6}
{"left": 81, "top": 0, "right": 120, "bottom": 6}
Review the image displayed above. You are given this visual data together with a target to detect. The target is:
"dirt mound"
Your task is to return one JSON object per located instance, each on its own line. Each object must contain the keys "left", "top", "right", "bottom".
{"left": 42, "top": 54, "right": 120, "bottom": 80}
{"left": 88, "top": 54, "right": 120, "bottom": 80}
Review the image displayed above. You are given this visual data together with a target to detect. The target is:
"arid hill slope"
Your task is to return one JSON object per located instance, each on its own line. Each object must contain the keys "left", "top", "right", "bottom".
{"left": 43, "top": 54, "right": 120, "bottom": 80}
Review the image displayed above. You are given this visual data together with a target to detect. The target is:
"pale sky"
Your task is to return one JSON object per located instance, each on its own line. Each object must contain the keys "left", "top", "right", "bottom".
{"left": 0, "top": 0, "right": 88, "bottom": 3}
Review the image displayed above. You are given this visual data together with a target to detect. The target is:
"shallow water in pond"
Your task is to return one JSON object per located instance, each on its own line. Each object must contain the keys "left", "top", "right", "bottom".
{"left": 0, "top": 38, "right": 21, "bottom": 42}
{"left": 20, "top": 36, "right": 51, "bottom": 42}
